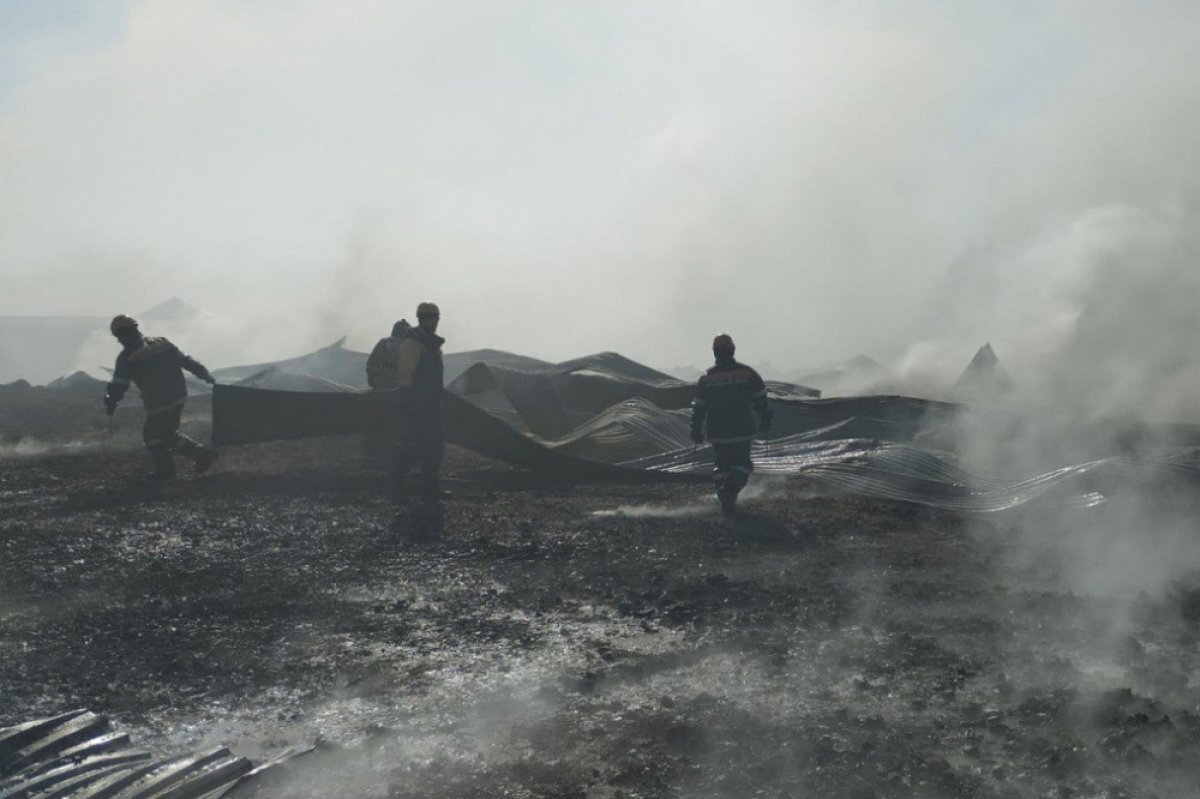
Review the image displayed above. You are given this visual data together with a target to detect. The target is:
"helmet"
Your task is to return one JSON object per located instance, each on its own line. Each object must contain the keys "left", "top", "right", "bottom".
{"left": 416, "top": 302, "right": 440, "bottom": 318}
{"left": 712, "top": 333, "right": 735, "bottom": 353}
{"left": 110, "top": 315, "right": 139, "bottom": 336}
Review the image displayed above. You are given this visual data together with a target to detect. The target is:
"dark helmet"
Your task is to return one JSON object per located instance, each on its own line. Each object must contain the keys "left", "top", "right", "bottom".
{"left": 712, "top": 333, "right": 735, "bottom": 353}
{"left": 110, "top": 315, "right": 139, "bottom": 337}
{"left": 416, "top": 302, "right": 440, "bottom": 318}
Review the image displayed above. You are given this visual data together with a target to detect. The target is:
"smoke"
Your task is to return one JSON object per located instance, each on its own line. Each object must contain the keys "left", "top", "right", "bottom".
{"left": 0, "top": 1, "right": 1134, "bottom": 373}
{"left": 891, "top": 0, "right": 1200, "bottom": 416}
{"left": 1039, "top": 213, "right": 1200, "bottom": 424}
{"left": 925, "top": 158, "right": 1200, "bottom": 797}
{"left": 589, "top": 473, "right": 791, "bottom": 518}
{"left": 1011, "top": 491, "right": 1200, "bottom": 601}
{"left": 901, "top": 203, "right": 1200, "bottom": 420}
{"left": 937, "top": 210, "right": 1200, "bottom": 650}
{"left": 0, "top": 436, "right": 114, "bottom": 459}
{"left": 145, "top": 631, "right": 586, "bottom": 799}
{"left": 736, "top": 473, "right": 791, "bottom": 502}
{"left": 2, "top": 3, "right": 1197, "bottom": 381}
{"left": 591, "top": 499, "right": 713, "bottom": 518}
{"left": 69, "top": 303, "right": 353, "bottom": 379}
{"left": 864, "top": 9, "right": 1200, "bottom": 758}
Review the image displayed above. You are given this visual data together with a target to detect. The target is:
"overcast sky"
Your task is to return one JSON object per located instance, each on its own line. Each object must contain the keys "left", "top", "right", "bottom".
{"left": 2, "top": 1, "right": 1198, "bottom": 396}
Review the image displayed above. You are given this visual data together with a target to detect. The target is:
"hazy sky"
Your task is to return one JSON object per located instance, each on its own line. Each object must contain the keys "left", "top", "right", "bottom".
{"left": 2, "top": 1, "right": 1197, "bottom": 389}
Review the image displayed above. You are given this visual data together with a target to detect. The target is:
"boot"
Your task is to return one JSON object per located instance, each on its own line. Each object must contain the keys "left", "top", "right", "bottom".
{"left": 176, "top": 434, "right": 219, "bottom": 476}
{"left": 192, "top": 447, "right": 220, "bottom": 475}
{"left": 150, "top": 449, "right": 177, "bottom": 481}
{"left": 720, "top": 467, "right": 749, "bottom": 515}
{"left": 717, "top": 485, "right": 738, "bottom": 515}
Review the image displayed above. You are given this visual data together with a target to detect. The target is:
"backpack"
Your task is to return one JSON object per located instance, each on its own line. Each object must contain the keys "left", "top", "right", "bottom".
{"left": 366, "top": 320, "right": 413, "bottom": 389}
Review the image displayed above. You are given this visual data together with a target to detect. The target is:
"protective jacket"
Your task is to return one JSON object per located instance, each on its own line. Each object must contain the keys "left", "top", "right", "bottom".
{"left": 690, "top": 358, "right": 771, "bottom": 443}
{"left": 105, "top": 336, "right": 212, "bottom": 414}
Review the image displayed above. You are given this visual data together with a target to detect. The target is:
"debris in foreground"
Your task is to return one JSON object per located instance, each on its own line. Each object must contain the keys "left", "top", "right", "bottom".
{"left": 0, "top": 709, "right": 312, "bottom": 799}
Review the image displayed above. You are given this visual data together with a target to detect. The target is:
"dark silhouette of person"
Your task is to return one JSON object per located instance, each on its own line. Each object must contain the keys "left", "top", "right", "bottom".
{"left": 104, "top": 314, "right": 219, "bottom": 480}
{"left": 366, "top": 302, "right": 445, "bottom": 503}
{"left": 690, "top": 334, "right": 771, "bottom": 513}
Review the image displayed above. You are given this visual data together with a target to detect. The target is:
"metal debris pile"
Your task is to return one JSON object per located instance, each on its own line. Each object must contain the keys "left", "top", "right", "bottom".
{"left": 0, "top": 710, "right": 310, "bottom": 799}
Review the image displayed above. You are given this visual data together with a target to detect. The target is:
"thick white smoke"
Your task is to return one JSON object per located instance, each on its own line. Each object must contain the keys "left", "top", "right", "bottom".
{"left": 903, "top": 203, "right": 1200, "bottom": 422}
{"left": 12, "top": 1, "right": 1185, "bottom": 374}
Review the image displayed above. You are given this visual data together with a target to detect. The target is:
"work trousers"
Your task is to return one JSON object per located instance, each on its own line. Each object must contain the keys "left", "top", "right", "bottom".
{"left": 390, "top": 398, "right": 444, "bottom": 499}
{"left": 143, "top": 403, "right": 205, "bottom": 476}
{"left": 712, "top": 441, "right": 753, "bottom": 497}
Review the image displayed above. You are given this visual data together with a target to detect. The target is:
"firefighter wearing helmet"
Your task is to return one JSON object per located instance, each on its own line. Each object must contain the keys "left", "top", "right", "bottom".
{"left": 365, "top": 302, "right": 446, "bottom": 503}
{"left": 104, "top": 314, "right": 219, "bottom": 480}
{"left": 690, "top": 333, "right": 772, "bottom": 514}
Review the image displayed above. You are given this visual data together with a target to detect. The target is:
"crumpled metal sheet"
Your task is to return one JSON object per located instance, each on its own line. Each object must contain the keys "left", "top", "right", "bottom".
{"left": 0, "top": 709, "right": 314, "bottom": 799}
{"left": 448, "top": 360, "right": 821, "bottom": 439}
{"left": 624, "top": 435, "right": 1200, "bottom": 512}
{"left": 210, "top": 385, "right": 654, "bottom": 481}
{"left": 544, "top": 398, "right": 694, "bottom": 463}
{"left": 212, "top": 382, "right": 1199, "bottom": 512}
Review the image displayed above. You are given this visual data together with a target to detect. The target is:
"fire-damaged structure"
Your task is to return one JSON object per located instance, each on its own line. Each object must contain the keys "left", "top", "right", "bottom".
{"left": 6, "top": 340, "right": 1200, "bottom": 799}
{"left": 0, "top": 710, "right": 312, "bottom": 798}
{"left": 209, "top": 347, "right": 1200, "bottom": 513}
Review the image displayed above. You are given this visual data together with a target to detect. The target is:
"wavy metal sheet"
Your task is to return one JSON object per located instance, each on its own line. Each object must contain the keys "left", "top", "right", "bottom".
{"left": 212, "top": 378, "right": 1199, "bottom": 512}
{"left": 0, "top": 713, "right": 310, "bottom": 799}
{"left": 626, "top": 435, "right": 1200, "bottom": 512}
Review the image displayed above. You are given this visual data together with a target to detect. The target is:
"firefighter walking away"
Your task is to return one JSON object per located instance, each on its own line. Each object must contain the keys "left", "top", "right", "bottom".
{"left": 104, "top": 315, "right": 219, "bottom": 480}
{"left": 690, "top": 334, "right": 772, "bottom": 514}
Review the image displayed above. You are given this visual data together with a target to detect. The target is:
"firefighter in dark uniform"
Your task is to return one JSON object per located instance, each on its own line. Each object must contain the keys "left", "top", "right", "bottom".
{"left": 366, "top": 302, "right": 445, "bottom": 502}
{"left": 690, "top": 334, "right": 772, "bottom": 514}
{"left": 104, "top": 314, "right": 219, "bottom": 479}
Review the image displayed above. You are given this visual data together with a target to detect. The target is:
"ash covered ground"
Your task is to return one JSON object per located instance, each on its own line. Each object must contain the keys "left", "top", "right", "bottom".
{"left": 4, "top": 423, "right": 1200, "bottom": 797}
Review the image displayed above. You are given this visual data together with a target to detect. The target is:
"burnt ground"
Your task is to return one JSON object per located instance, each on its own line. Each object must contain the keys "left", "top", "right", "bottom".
{"left": 3, "top": 434, "right": 1200, "bottom": 798}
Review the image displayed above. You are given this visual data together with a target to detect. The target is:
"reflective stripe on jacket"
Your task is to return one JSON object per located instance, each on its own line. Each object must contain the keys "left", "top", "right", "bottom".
{"left": 690, "top": 359, "right": 770, "bottom": 442}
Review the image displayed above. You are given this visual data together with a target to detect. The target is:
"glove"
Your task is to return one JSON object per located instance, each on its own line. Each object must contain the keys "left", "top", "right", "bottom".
{"left": 203, "top": 373, "right": 217, "bottom": 385}
{"left": 104, "top": 396, "right": 118, "bottom": 416}
{"left": 690, "top": 427, "right": 704, "bottom": 445}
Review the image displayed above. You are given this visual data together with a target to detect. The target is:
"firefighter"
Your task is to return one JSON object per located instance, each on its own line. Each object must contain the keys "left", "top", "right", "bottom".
{"left": 366, "top": 302, "right": 445, "bottom": 502}
{"left": 690, "top": 333, "right": 772, "bottom": 514}
{"left": 104, "top": 315, "right": 219, "bottom": 480}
